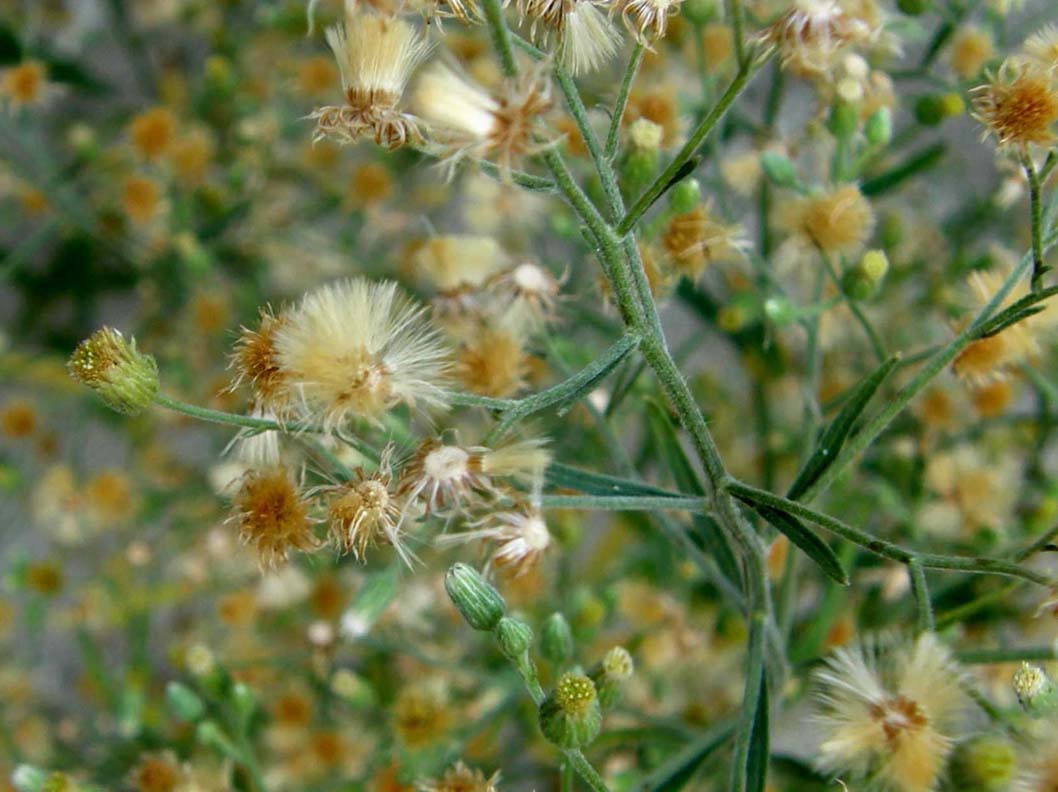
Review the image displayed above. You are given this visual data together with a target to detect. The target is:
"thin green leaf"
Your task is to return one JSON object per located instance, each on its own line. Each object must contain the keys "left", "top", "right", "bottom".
{"left": 977, "top": 305, "right": 1046, "bottom": 339}
{"left": 546, "top": 461, "right": 685, "bottom": 499}
{"left": 0, "top": 24, "right": 21, "bottom": 65}
{"left": 639, "top": 721, "right": 735, "bottom": 792}
{"left": 786, "top": 355, "right": 899, "bottom": 501}
{"left": 744, "top": 502, "right": 849, "bottom": 585}
{"left": 745, "top": 677, "right": 769, "bottom": 792}
{"left": 646, "top": 401, "right": 742, "bottom": 587}
{"left": 861, "top": 143, "right": 945, "bottom": 197}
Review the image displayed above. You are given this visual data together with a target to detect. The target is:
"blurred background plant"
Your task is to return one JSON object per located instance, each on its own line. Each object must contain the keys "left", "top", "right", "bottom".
{"left": 4, "top": 0, "right": 1058, "bottom": 790}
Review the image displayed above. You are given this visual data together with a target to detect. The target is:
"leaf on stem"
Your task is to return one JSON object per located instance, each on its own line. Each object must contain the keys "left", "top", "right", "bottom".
{"left": 745, "top": 676, "right": 769, "bottom": 792}
{"left": 638, "top": 722, "right": 735, "bottom": 792}
{"left": 545, "top": 461, "right": 685, "bottom": 499}
{"left": 646, "top": 401, "right": 742, "bottom": 587}
{"left": 786, "top": 354, "right": 899, "bottom": 501}
{"left": 742, "top": 500, "right": 849, "bottom": 586}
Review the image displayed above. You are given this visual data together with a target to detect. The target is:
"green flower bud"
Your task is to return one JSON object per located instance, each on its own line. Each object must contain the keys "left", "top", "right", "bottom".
{"left": 914, "top": 95, "right": 944, "bottom": 126}
{"left": 763, "top": 296, "right": 798, "bottom": 326}
{"left": 539, "top": 672, "right": 603, "bottom": 749}
{"left": 330, "top": 669, "right": 376, "bottom": 708}
{"left": 760, "top": 152, "right": 799, "bottom": 190}
{"left": 196, "top": 720, "right": 240, "bottom": 759}
{"left": 938, "top": 92, "right": 965, "bottom": 119}
{"left": 541, "top": 612, "right": 574, "bottom": 665}
{"left": 67, "top": 327, "right": 158, "bottom": 416}
{"left": 1014, "top": 663, "right": 1058, "bottom": 716}
{"left": 166, "top": 681, "right": 205, "bottom": 722}
{"left": 12, "top": 766, "right": 48, "bottom": 792}
{"left": 589, "top": 647, "right": 634, "bottom": 709}
{"left": 621, "top": 149, "right": 657, "bottom": 193}
{"left": 495, "top": 616, "right": 534, "bottom": 660}
{"left": 827, "top": 100, "right": 859, "bottom": 139}
{"left": 232, "top": 682, "right": 256, "bottom": 724}
{"left": 949, "top": 735, "right": 1018, "bottom": 792}
{"left": 860, "top": 249, "right": 890, "bottom": 282}
{"left": 897, "top": 0, "right": 931, "bottom": 13}
{"left": 445, "top": 563, "right": 506, "bottom": 631}
{"left": 628, "top": 118, "right": 662, "bottom": 152}
{"left": 865, "top": 107, "right": 892, "bottom": 147}
{"left": 40, "top": 774, "right": 78, "bottom": 792}
{"left": 681, "top": 0, "right": 716, "bottom": 26}
{"left": 668, "top": 178, "right": 701, "bottom": 214}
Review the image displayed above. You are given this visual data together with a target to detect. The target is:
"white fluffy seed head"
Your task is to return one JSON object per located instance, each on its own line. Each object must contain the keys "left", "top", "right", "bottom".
{"left": 559, "top": 3, "right": 621, "bottom": 76}
{"left": 275, "top": 278, "right": 451, "bottom": 427}
{"left": 327, "top": 10, "right": 431, "bottom": 103}
{"left": 412, "top": 63, "right": 499, "bottom": 141}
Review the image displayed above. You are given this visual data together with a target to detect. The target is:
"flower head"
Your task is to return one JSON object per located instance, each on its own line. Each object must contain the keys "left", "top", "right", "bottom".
{"left": 777, "top": 184, "right": 875, "bottom": 257}
{"left": 311, "top": 9, "right": 431, "bottom": 149}
{"left": 321, "top": 448, "right": 415, "bottom": 567}
{"left": 765, "top": 0, "right": 873, "bottom": 76}
{"left": 661, "top": 203, "right": 749, "bottom": 280}
{"left": 230, "top": 468, "right": 318, "bottom": 570}
{"left": 274, "top": 278, "right": 451, "bottom": 428}
{"left": 412, "top": 62, "right": 553, "bottom": 174}
{"left": 618, "top": 0, "right": 683, "bottom": 45}
{"left": 813, "top": 633, "right": 969, "bottom": 792}
{"left": 418, "top": 761, "right": 500, "bottom": 792}
{"left": 438, "top": 505, "right": 552, "bottom": 576}
{"left": 972, "top": 61, "right": 1058, "bottom": 150}
{"left": 68, "top": 327, "right": 159, "bottom": 416}
{"left": 230, "top": 307, "right": 295, "bottom": 417}
{"left": 517, "top": 0, "right": 621, "bottom": 76}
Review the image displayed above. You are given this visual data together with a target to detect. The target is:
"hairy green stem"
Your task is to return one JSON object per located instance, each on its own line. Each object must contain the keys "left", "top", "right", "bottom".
{"left": 605, "top": 42, "right": 645, "bottom": 161}
{"left": 1025, "top": 155, "right": 1047, "bottom": 292}
{"left": 908, "top": 560, "right": 934, "bottom": 633}
{"left": 480, "top": 0, "right": 518, "bottom": 77}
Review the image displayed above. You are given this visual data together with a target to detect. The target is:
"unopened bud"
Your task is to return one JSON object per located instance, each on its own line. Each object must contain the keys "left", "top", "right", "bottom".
{"left": 539, "top": 672, "right": 603, "bottom": 749}
{"left": 232, "top": 682, "right": 255, "bottom": 723}
{"left": 865, "top": 107, "right": 892, "bottom": 147}
{"left": 760, "top": 152, "right": 799, "bottom": 189}
{"left": 843, "top": 250, "right": 889, "bottom": 300}
{"left": 1013, "top": 662, "right": 1058, "bottom": 716}
{"left": 589, "top": 646, "right": 634, "bottom": 709}
{"left": 445, "top": 563, "right": 506, "bottom": 631}
{"left": 67, "top": 327, "right": 158, "bottom": 416}
{"left": 628, "top": 118, "right": 662, "bottom": 152}
{"left": 541, "top": 613, "right": 574, "bottom": 665}
{"left": 166, "top": 681, "right": 205, "bottom": 722}
{"left": 622, "top": 149, "right": 657, "bottom": 193}
{"left": 495, "top": 616, "right": 534, "bottom": 660}
{"left": 668, "top": 178, "right": 701, "bottom": 214}
{"left": 827, "top": 100, "right": 859, "bottom": 139}
{"left": 949, "top": 735, "right": 1017, "bottom": 792}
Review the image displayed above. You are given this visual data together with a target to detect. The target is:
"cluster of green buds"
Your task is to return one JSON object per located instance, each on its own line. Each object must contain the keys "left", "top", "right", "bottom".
{"left": 67, "top": 327, "right": 159, "bottom": 416}
{"left": 620, "top": 118, "right": 663, "bottom": 197}
{"left": 444, "top": 563, "right": 633, "bottom": 751}
{"left": 1013, "top": 662, "right": 1058, "bottom": 716}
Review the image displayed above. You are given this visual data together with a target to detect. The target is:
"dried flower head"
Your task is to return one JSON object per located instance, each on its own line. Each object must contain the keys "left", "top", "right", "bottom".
{"left": 128, "top": 751, "right": 184, "bottom": 792}
{"left": 414, "top": 235, "right": 510, "bottom": 293}
{"left": 400, "top": 436, "right": 550, "bottom": 512}
{"left": 2, "top": 60, "right": 48, "bottom": 107}
{"left": 230, "top": 307, "right": 294, "bottom": 416}
{"left": 949, "top": 25, "right": 994, "bottom": 79}
{"left": 1022, "top": 24, "right": 1058, "bottom": 74}
{"left": 322, "top": 448, "right": 414, "bottom": 567}
{"left": 813, "top": 633, "right": 968, "bottom": 792}
{"left": 618, "top": 0, "right": 683, "bottom": 44}
{"left": 455, "top": 325, "right": 530, "bottom": 397}
{"left": 972, "top": 61, "right": 1058, "bottom": 150}
{"left": 129, "top": 107, "right": 177, "bottom": 160}
{"left": 765, "top": 0, "right": 873, "bottom": 76}
{"left": 393, "top": 683, "right": 452, "bottom": 747}
{"left": 412, "top": 62, "right": 552, "bottom": 174}
{"left": 275, "top": 278, "right": 451, "bottom": 427}
{"left": 777, "top": 184, "right": 875, "bottom": 257}
{"left": 418, "top": 761, "right": 500, "bottom": 792}
{"left": 68, "top": 327, "right": 159, "bottom": 416}
{"left": 485, "top": 262, "right": 563, "bottom": 332}
{"left": 517, "top": 0, "right": 621, "bottom": 76}
{"left": 438, "top": 505, "right": 552, "bottom": 576}
{"left": 230, "top": 468, "right": 318, "bottom": 569}
{"left": 311, "top": 9, "right": 431, "bottom": 149}
{"left": 661, "top": 203, "right": 749, "bottom": 280}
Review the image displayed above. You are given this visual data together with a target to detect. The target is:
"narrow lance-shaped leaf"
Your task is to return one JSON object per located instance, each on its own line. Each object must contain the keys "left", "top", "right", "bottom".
{"left": 646, "top": 401, "right": 742, "bottom": 588}
{"left": 786, "top": 354, "right": 900, "bottom": 501}
{"left": 545, "top": 461, "right": 687, "bottom": 499}
{"left": 639, "top": 721, "right": 735, "bottom": 792}
{"left": 745, "top": 676, "right": 770, "bottom": 792}
{"left": 743, "top": 501, "right": 849, "bottom": 585}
